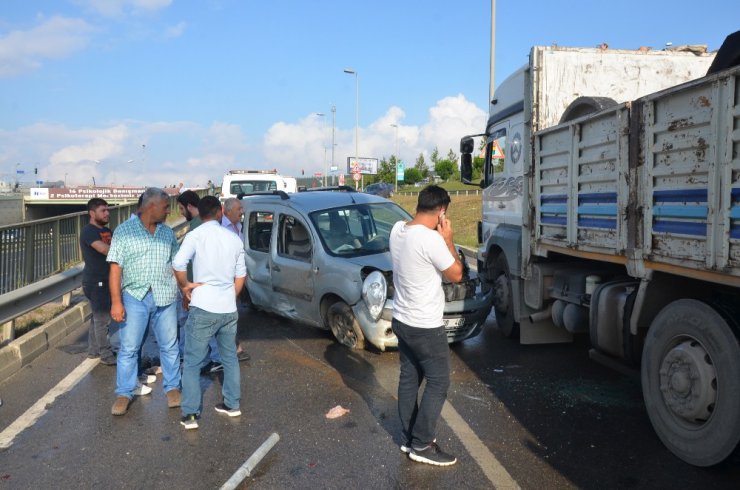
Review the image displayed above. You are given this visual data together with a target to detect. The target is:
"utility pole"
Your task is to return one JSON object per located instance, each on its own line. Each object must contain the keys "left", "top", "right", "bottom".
{"left": 331, "top": 104, "right": 336, "bottom": 185}
{"left": 490, "top": 0, "right": 496, "bottom": 107}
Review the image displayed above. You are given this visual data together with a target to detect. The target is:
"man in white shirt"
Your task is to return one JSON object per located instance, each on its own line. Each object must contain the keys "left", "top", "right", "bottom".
{"left": 173, "top": 196, "right": 247, "bottom": 430}
{"left": 389, "top": 185, "right": 463, "bottom": 466}
{"left": 221, "top": 197, "right": 244, "bottom": 240}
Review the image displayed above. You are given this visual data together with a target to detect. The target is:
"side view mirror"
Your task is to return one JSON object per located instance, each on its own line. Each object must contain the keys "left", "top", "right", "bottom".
{"left": 460, "top": 136, "right": 475, "bottom": 154}
{"left": 460, "top": 153, "right": 473, "bottom": 184}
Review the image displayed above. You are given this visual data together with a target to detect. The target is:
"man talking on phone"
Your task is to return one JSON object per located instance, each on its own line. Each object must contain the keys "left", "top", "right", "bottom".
{"left": 389, "top": 184, "right": 463, "bottom": 466}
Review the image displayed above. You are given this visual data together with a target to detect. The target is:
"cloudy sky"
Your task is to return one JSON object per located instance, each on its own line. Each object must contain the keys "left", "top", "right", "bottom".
{"left": 0, "top": 0, "right": 737, "bottom": 188}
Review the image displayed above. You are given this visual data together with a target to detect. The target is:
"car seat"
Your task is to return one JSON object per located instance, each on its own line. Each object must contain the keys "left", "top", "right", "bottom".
{"left": 287, "top": 224, "right": 311, "bottom": 260}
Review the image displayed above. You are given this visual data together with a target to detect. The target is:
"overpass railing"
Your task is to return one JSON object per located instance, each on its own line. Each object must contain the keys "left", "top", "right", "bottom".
{"left": 0, "top": 189, "right": 212, "bottom": 296}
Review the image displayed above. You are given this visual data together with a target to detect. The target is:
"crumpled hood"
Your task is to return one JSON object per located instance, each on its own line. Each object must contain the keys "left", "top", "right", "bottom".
{"left": 343, "top": 252, "right": 392, "bottom": 272}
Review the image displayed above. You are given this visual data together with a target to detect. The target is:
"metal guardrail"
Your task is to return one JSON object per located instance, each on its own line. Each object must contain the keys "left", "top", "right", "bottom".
{"left": 0, "top": 204, "right": 137, "bottom": 295}
{"left": 0, "top": 218, "right": 191, "bottom": 344}
{"left": 0, "top": 189, "right": 212, "bottom": 295}
{"left": 0, "top": 188, "right": 216, "bottom": 344}
{"left": 396, "top": 189, "right": 482, "bottom": 196}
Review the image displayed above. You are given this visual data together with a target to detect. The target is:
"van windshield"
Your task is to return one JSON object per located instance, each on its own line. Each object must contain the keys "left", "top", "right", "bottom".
{"left": 230, "top": 180, "right": 278, "bottom": 195}
{"left": 309, "top": 202, "right": 412, "bottom": 257}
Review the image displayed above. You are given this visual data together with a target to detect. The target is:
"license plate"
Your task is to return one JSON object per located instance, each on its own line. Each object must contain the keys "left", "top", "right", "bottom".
{"left": 443, "top": 318, "right": 465, "bottom": 327}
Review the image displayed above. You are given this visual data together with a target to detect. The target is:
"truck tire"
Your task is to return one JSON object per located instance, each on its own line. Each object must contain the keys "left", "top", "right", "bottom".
{"left": 641, "top": 299, "right": 740, "bottom": 466}
{"left": 327, "top": 302, "right": 366, "bottom": 350}
{"left": 559, "top": 96, "right": 618, "bottom": 123}
{"left": 492, "top": 254, "right": 518, "bottom": 338}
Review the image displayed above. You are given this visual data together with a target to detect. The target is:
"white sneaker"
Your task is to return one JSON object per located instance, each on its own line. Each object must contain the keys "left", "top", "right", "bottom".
{"left": 138, "top": 374, "right": 157, "bottom": 384}
{"left": 132, "top": 383, "right": 152, "bottom": 396}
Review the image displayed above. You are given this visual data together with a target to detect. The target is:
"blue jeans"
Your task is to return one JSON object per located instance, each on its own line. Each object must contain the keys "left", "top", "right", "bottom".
{"left": 392, "top": 319, "right": 450, "bottom": 449}
{"left": 181, "top": 307, "right": 240, "bottom": 416}
{"left": 116, "top": 291, "right": 180, "bottom": 398}
{"left": 177, "top": 292, "right": 221, "bottom": 363}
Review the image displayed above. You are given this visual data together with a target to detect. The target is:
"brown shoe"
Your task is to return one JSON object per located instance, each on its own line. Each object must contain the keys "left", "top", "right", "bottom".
{"left": 166, "top": 389, "right": 181, "bottom": 408}
{"left": 111, "top": 396, "right": 130, "bottom": 416}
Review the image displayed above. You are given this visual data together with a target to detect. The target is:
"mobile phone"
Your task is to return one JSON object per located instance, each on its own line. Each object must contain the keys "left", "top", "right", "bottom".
{"left": 438, "top": 211, "right": 445, "bottom": 225}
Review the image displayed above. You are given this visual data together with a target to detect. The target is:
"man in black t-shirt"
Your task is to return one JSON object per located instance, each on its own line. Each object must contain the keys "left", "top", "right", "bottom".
{"left": 80, "top": 198, "right": 115, "bottom": 365}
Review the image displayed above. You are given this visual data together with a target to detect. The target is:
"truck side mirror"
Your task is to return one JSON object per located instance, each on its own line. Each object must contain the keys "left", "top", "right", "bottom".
{"left": 461, "top": 153, "right": 473, "bottom": 184}
{"left": 460, "top": 136, "right": 475, "bottom": 154}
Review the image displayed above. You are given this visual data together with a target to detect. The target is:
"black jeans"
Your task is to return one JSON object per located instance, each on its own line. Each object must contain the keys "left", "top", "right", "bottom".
{"left": 392, "top": 318, "right": 450, "bottom": 449}
{"left": 82, "top": 281, "right": 114, "bottom": 360}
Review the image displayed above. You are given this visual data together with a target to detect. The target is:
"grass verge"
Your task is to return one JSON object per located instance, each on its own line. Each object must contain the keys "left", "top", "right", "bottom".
{"left": 392, "top": 192, "right": 481, "bottom": 249}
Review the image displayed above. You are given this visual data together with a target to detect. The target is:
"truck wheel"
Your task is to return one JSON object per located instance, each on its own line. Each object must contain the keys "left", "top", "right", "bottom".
{"left": 492, "top": 254, "right": 518, "bottom": 338}
{"left": 641, "top": 299, "right": 740, "bottom": 466}
{"left": 327, "top": 302, "right": 366, "bottom": 350}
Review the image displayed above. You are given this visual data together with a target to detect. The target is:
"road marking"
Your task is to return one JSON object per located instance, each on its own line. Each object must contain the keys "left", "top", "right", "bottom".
{"left": 442, "top": 401, "right": 520, "bottom": 489}
{"left": 0, "top": 357, "right": 99, "bottom": 449}
{"left": 375, "top": 373, "right": 519, "bottom": 489}
{"left": 280, "top": 333, "right": 520, "bottom": 488}
{"left": 220, "top": 432, "right": 280, "bottom": 490}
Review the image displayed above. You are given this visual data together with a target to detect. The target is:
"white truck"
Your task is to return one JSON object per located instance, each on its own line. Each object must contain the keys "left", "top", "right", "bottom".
{"left": 460, "top": 34, "right": 740, "bottom": 466}
{"left": 220, "top": 169, "right": 297, "bottom": 202}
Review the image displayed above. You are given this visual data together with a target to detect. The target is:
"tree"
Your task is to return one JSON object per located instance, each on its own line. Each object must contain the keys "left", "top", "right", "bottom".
{"left": 430, "top": 147, "right": 440, "bottom": 165}
{"left": 434, "top": 160, "right": 457, "bottom": 181}
{"left": 404, "top": 167, "right": 422, "bottom": 185}
{"left": 446, "top": 148, "right": 458, "bottom": 164}
{"left": 415, "top": 153, "right": 429, "bottom": 178}
{"left": 377, "top": 156, "right": 395, "bottom": 184}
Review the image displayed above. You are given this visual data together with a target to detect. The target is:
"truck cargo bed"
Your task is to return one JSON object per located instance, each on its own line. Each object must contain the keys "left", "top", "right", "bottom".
{"left": 533, "top": 66, "right": 740, "bottom": 285}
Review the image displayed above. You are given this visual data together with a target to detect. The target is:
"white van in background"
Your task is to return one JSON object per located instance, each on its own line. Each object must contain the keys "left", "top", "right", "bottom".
{"left": 220, "top": 170, "right": 297, "bottom": 201}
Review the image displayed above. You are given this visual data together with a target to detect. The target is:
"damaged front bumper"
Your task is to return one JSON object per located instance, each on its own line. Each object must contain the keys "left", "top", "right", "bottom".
{"left": 352, "top": 282, "right": 494, "bottom": 350}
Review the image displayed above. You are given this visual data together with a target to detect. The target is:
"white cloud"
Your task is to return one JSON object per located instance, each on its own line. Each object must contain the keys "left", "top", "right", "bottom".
{"left": 163, "top": 21, "right": 187, "bottom": 39}
{"left": 262, "top": 94, "right": 487, "bottom": 176}
{"left": 0, "top": 16, "right": 95, "bottom": 78}
{"left": 0, "top": 95, "right": 487, "bottom": 188}
{"left": 76, "top": 0, "right": 172, "bottom": 17}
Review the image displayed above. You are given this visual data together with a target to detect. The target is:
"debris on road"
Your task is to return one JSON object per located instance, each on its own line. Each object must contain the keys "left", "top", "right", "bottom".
{"left": 325, "top": 405, "right": 350, "bottom": 419}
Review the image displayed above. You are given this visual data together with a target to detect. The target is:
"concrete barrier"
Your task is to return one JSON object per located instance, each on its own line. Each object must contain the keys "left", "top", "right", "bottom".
{"left": 0, "top": 344, "right": 21, "bottom": 381}
{"left": 0, "top": 301, "right": 91, "bottom": 380}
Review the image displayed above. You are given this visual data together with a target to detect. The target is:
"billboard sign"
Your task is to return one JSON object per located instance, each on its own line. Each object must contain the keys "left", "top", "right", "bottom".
{"left": 396, "top": 161, "right": 405, "bottom": 181}
{"left": 30, "top": 187, "right": 146, "bottom": 200}
{"left": 346, "top": 157, "right": 379, "bottom": 175}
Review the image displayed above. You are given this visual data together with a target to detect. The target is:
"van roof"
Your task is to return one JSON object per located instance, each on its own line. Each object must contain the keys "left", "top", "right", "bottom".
{"left": 226, "top": 169, "right": 278, "bottom": 175}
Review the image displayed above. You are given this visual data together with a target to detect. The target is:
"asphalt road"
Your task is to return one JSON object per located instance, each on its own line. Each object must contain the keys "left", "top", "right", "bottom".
{"left": 2, "top": 304, "right": 740, "bottom": 488}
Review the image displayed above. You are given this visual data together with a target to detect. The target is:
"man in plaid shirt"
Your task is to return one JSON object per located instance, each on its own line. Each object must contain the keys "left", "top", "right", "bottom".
{"left": 108, "top": 187, "right": 182, "bottom": 416}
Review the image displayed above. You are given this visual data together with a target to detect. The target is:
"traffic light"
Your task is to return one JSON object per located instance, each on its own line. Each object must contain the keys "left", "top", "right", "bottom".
{"left": 34, "top": 167, "right": 38, "bottom": 174}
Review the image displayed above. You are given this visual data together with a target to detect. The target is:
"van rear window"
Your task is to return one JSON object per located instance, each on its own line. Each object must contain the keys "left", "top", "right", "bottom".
{"left": 230, "top": 180, "right": 278, "bottom": 194}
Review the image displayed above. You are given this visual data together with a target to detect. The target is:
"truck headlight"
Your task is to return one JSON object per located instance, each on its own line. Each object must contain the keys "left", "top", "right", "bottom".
{"left": 362, "top": 271, "right": 387, "bottom": 321}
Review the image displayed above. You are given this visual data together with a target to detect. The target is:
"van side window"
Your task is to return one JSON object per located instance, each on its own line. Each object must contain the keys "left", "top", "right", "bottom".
{"left": 247, "top": 211, "right": 273, "bottom": 253}
{"left": 277, "top": 215, "right": 312, "bottom": 262}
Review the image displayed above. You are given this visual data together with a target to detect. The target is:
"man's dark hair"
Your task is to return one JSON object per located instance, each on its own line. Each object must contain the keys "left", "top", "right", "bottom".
{"left": 198, "top": 195, "right": 222, "bottom": 219}
{"left": 177, "top": 190, "right": 200, "bottom": 208}
{"left": 416, "top": 185, "right": 451, "bottom": 213}
{"left": 87, "top": 197, "right": 108, "bottom": 212}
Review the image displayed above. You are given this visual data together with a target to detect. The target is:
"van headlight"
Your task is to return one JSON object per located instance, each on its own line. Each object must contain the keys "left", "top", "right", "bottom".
{"left": 362, "top": 271, "right": 387, "bottom": 321}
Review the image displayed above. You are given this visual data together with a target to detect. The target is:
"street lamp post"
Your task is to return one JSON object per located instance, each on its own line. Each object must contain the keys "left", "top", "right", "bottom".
{"left": 331, "top": 104, "right": 336, "bottom": 185}
{"left": 343, "top": 69, "right": 360, "bottom": 189}
{"left": 315, "top": 112, "right": 326, "bottom": 186}
{"left": 390, "top": 124, "right": 399, "bottom": 193}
